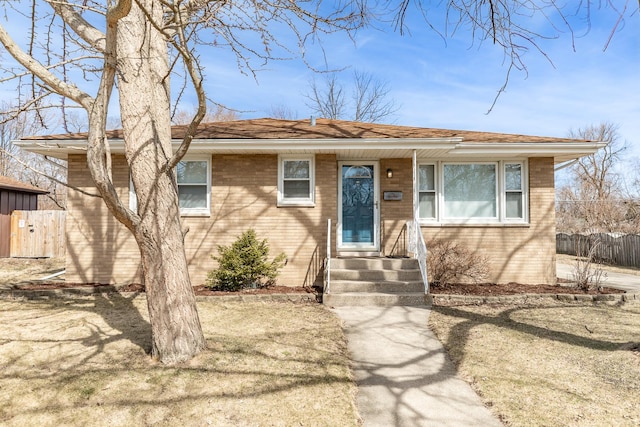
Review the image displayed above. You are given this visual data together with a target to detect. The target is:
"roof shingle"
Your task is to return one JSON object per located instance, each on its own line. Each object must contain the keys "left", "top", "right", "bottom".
{"left": 21, "top": 118, "right": 590, "bottom": 143}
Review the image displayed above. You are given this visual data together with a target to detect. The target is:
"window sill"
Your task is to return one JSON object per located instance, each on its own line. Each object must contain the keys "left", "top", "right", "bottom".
{"left": 180, "top": 211, "right": 211, "bottom": 218}
{"left": 420, "top": 221, "right": 529, "bottom": 228}
{"left": 277, "top": 201, "right": 316, "bottom": 208}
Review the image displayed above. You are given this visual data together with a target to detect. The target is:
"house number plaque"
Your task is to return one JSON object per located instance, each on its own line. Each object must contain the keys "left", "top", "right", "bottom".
{"left": 383, "top": 191, "right": 403, "bottom": 201}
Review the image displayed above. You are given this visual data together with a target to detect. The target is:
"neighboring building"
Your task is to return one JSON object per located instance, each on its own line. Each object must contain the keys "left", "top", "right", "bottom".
{"left": 17, "top": 118, "right": 605, "bottom": 286}
{"left": 0, "top": 176, "right": 49, "bottom": 257}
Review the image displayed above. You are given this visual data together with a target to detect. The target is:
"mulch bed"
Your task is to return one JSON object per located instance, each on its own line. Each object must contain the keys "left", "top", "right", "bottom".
{"left": 13, "top": 282, "right": 316, "bottom": 295}
{"left": 12, "top": 281, "right": 624, "bottom": 296}
{"left": 430, "top": 282, "right": 624, "bottom": 296}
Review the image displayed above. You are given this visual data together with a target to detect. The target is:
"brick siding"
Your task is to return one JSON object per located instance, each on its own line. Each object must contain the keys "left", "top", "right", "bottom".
{"left": 65, "top": 155, "right": 556, "bottom": 286}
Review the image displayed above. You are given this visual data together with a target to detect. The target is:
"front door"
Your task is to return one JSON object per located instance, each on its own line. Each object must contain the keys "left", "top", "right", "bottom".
{"left": 338, "top": 162, "right": 380, "bottom": 252}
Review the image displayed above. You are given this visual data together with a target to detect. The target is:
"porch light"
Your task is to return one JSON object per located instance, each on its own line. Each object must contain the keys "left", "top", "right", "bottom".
{"left": 386, "top": 168, "right": 393, "bottom": 179}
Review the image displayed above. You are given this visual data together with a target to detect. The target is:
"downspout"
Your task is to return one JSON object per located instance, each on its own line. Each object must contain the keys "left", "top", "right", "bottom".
{"left": 554, "top": 159, "right": 579, "bottom": 171}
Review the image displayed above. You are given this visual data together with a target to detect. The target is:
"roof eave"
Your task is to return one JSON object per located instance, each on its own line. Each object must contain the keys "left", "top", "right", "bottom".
{"left": 15, "top": 138, "right": 606, "bottom": 163}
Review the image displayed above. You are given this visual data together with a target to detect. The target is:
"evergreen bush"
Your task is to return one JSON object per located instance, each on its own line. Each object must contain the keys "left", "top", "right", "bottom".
{"left": 205, "top": 229, "right": 287, "bottom": 291}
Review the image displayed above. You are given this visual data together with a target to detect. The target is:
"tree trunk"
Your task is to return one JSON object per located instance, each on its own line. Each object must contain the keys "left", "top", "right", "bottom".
{"left": 117, "top": 0, "right": 206, "bottom": 363}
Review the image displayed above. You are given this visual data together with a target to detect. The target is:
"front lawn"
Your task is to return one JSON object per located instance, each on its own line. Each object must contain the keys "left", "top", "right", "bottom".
{"left": 0, "top": 295, "right": 358, "bottom": 426}
{"left": 429, "top": 301, "right": 640, "bottom": 426}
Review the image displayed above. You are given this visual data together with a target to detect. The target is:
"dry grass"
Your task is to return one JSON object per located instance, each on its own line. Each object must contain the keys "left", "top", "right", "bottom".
{"left": 0, "top": 257, "right": 65, "bottom": 286}
{"left": 0, "top": 296, "right": 358, "bottom": 426}
{"left": 429, "top": 301, "right": 640, "bottom": 426}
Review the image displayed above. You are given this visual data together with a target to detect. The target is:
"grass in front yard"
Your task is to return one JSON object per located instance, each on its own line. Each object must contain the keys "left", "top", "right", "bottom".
{"left": 0, "top": 295, "right": 358, "bottom": 426}
{"left": 429, "top": 301, "right": 640, "bottom": 426}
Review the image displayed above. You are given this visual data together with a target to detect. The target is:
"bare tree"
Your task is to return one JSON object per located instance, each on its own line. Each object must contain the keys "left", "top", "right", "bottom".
{"left": 305, "top": 70, "right": 398, "bottom": 122}
{"left": 172, "top": 104, "right": 239, "bottom": 125}
{"left": 268, "top": 104, "right": 298, "bottom": 120}
{"left": 556, "top": 122, "right": 633, "bottom": 233}
{"left": 1, "top": 104, "right": 67, "bottom": 209}
{"left": 0, "top": 0, "right": 366, "bottom": 364}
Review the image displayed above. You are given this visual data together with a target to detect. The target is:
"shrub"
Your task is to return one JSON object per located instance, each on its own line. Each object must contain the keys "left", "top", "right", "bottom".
{"left": 426, "top": 239, "right": 490, "bottom": 287}
{"left": 206, "top": 229, "right": 287, "bottom": 291}
{"left": 572, "top": 237, "right": 607, "bottom": 291}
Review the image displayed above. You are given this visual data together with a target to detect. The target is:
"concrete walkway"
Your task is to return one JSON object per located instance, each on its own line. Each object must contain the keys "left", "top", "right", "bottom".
{"left": 332, "top": 306, "right": 503, "bottom": 427}
{"left": 557, "top": 263, "right": 640, "bottom": 293}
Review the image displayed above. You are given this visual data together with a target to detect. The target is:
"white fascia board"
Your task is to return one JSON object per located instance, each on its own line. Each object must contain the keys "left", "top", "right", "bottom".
{"left": 452, "top": 142, "right": 608, "bottom": 156}
{"left": 16, "top": 138, "right": 606, "bottom": 160}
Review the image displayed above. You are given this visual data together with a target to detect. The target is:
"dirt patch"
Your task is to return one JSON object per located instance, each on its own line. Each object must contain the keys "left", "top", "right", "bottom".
{"left": 430, "top": 282, "right": 624, "bottom": 296}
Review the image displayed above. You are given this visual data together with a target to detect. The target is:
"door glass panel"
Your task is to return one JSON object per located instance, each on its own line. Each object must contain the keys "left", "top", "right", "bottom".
{"left": 342, "top": 165, "right": 374, "bottom": 244}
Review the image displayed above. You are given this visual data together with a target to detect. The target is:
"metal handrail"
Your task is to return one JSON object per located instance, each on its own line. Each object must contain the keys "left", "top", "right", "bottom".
{"left": 407, "top": 219, "right": 429, "bottom": 294}
{"left": 324, "top": 218, "right": 332, "bottom": 294}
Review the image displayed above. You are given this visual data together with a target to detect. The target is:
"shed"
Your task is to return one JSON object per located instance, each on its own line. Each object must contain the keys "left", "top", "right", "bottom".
{"left": 0, "top": 176, "right": 48, "bottom": 257}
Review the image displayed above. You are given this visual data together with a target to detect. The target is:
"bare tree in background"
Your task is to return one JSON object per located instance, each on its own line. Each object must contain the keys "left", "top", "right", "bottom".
{"left": 1, "top": 104, "right": 66, "bottom": 209}
{"left": 556, "top": 122, "right": 634, "bottom": 232}
{"left": 268, "top": 104, "right": 298, "bottom": 120}
{"left": 305, "top": 70, "right": 398, "bottom": 122}
{"left": 172, "top": 104, "right": 239, "bottom": 125}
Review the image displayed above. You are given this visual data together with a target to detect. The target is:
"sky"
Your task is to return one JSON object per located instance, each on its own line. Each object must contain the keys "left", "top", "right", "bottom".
{"left": 198, "top": 2, "right": 640, "bottom": 158}
{"left": 1, "top": 1, "right": 638, "bottom": 159}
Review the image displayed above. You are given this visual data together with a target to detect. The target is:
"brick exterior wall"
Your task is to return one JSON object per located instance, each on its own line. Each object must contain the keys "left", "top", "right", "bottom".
{"left": 65, "top": 153, "right": 337, "bottom": 287}
{"left": 66, "top": 154, "right": 142, "bottom": 284}
{"left": 65, "top": 154, "right": 555, "bottom": 287}
{"left": 380, "top": 158, "right": 414, "bottom": 256}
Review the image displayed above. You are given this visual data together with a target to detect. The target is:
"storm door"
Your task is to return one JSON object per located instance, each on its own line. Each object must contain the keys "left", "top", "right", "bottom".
{"left": 338, "top": 162, "right": 380, "bottom": 252}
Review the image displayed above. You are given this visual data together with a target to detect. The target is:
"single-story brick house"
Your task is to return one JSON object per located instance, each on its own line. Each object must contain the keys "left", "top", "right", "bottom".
{"left": 17, "top": 118, "right": 604, "bottom": 288}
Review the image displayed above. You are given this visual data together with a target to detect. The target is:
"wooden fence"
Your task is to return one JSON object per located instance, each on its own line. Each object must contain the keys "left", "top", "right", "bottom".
{"left": 557, "top": 232, "right": 640, "bottom": 268}
{"left": 10, "top": 210, "right": 66, "bottom": 258}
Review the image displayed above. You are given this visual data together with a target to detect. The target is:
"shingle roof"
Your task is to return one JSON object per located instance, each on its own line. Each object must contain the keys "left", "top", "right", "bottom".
{"left": 0, "top": 176, "right": 49, "bottom": 194}
{"left": 21, "top": 118, "right": 590, "bottom": 143}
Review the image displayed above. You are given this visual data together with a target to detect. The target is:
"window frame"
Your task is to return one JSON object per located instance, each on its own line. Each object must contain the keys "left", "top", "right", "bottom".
{"left": 129, "top": 154, "right": 212, "bottom": 217}
{"left": 277, "top": 154, "right": 315, "bottom": 207}
{"left": 418, "top": 163, "right": 437, "bottom": 220}
{"left": 417, "top": 160, "right": 528, "bottom": 225}
{"left": 502, "top": 162, "right": 527, "bottom": 222}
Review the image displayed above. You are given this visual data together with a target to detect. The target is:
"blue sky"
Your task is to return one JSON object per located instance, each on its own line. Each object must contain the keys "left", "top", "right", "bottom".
{"left": 200, "top": 2, "right": 640, "bottom": 157}
{"left": 1, "top": 2, "right": 638, "bottom": 158}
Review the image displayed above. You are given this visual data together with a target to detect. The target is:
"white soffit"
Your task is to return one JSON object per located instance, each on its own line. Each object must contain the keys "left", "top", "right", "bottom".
{"left": 15, "top": 137, "right": 606, "bottom": 163}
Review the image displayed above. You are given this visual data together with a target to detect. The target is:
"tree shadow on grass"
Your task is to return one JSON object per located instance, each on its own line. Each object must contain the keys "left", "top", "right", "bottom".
{"left": 433, "top": 303, "right": 636, "bottom": 355}
{"left": 0, "top": 298, "right": 357, "bottom": 425}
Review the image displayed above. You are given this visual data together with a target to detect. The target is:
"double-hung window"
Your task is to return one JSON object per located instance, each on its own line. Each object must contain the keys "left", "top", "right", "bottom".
{"left": 418, "top": 160, "right": 526, "bottom": 223}
{"left": 129, "top": 155, "right": 211, "bottom": 216}
{"left": 278, "top": 155, "right": 315, "bottom": 206}
{"left": 176, "top": 156, "right": 211, "bottom": 215}
{"left": 504, "top": 163, "right": 524, "bottom": 220}
{"left": 418, "top": 164, "right": 437, "bottom": 219}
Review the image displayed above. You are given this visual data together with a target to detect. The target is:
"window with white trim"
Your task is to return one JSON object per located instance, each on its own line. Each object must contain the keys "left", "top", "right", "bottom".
{"left": 278, "top": 155, "right": 315, "bottom": 206}
{"left": 418, "top": 160, "right": 527, "bottom": 223}
{"left": 418, "top": 164, "right": 436, "bottom": 219}
{"left": 129, "top": 155, "right": 211, "bottom": 216}
{"left": 504, "top": 163, "right": 524, "bottom": 220}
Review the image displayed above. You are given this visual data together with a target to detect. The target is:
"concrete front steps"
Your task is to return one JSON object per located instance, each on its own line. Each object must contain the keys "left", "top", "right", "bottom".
{"left": 323, "top": 257, "right": 428, "bottom": 307}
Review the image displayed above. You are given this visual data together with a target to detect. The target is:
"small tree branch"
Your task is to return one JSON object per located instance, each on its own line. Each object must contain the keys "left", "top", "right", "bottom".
{"left": 47, "top": 0, "right": 107, "bottom": 53}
